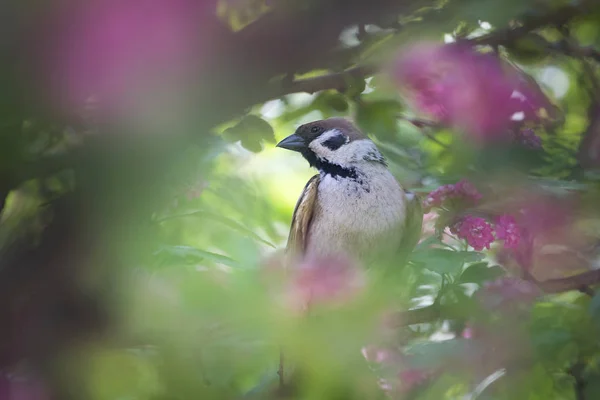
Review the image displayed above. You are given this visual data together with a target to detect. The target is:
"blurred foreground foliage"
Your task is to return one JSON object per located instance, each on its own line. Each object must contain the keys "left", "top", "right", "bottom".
{"left": 2, "top": 0, "right": 600, "bottom": 399}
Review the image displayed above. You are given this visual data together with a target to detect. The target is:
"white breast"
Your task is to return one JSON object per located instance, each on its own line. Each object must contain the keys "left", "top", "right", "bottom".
{"left": 305, "top": 164, "right": 407, "bottom": 264}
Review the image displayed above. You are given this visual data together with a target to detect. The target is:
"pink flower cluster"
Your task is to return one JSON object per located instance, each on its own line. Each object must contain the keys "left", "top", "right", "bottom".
{"left": 423, "top": 179, "right": 482, "bottom": 212}
{"left": 451, "top": 216, "right": 495, "bottom": 251}
{"left": 494, "top": 215, "right": 520, "bottom": 249}
{"left": 451, "top": 214, "right": 522, "bottom": 252}
{"left": 393, "top": 42, "right": 551, "bottom": 142}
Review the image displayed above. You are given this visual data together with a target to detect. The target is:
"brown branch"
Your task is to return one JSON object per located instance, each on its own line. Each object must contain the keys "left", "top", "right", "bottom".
{"left": 266, "top": 65, "right": 378, "bottom": 100}
{"left": 257, "top": 1, "right": 600, "bottom": 102}
{"left": 536, "top": 269, "right": 600, "bottom": 294}
{"left": 471, "top": 0, "right": 599, "bottom": 48}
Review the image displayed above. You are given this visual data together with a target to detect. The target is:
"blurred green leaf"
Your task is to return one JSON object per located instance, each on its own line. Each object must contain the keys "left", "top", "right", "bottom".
{"left": 411, "top": 249, "right": 484, "bottom": 275}
{"left": 458, "top": 263, "right": 505, "bottom": 284}
{"left": 355, "top": 99, "right": 402, "bottom": 140}
{"left": 342, "top": 75, "right": 367, "bottom": 99}
{"left": 505, "top": 36, "right": 550, "bottom": 64}
{"left": 222, "top": 114, "right": 275, "bottom": 152}
{"left": 404, "top": 339, "right": 469, "bottom": 369}
{"left": 589, "top": 290, "right": 600, "bottom": 327}
{"left": 318, "top": 91, "right": 349, "bottom": 112}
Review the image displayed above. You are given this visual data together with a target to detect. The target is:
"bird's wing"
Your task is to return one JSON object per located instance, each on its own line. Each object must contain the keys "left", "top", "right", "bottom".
{"left": 286, "top": 174, "right": 320, "bottom": 259}
{"left": 398, "top": 190, "right": 423, "bottom": 263}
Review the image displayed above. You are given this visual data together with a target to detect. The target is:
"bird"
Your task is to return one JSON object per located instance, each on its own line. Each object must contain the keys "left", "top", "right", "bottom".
{"left": 276, "top": 117, "right": 423, "bottom": 269}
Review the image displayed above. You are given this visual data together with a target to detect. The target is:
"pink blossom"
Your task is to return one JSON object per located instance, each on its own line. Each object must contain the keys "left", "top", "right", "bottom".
{"left": 461, "top": 325, "right": 475, "bottom": 339}
{"left": 494, "top": 215, "right": 521, "bottom": 249}
{"left": 398, "top": 369, "right": 430, "bottom": 392}
{"left": 39, "top": 0, "right": 211, "bottom": 113}
{"left": 285, "top": 255, "right": 365, "bottom": 312}
{"left": 422, "top": 179, "right": 481, "bottom": 211}
{"left": 393, "top": 42, "right": 548, "bottom": 142}
{"left": 455, "top": 179, "right": 483, "bottom": 202}
{"left": 453, "top": 216, "right": 495, "bottom": 251}
{"left": 361, "top": 345, "right": 401, "bottom": 365}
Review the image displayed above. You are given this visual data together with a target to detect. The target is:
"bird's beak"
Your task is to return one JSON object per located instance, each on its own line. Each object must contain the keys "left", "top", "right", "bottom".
{"left": 276, "top": 133, "right": 306, "bottom": 152}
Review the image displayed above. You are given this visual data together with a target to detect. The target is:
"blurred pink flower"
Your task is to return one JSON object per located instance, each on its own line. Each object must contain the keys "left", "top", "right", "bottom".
{"left": 398, "top": 369, "right": 431, "bottom": 393}
{"left": 423, "top": 179, "right": 481, "bottom": 211}
{"left": 494, "top": 215, "right": 521, "bottom": 249}
{"left": 0, "top": 374, "right": 49, "bottom": 400}
{"left": 393, "top": 42, "right": 548, "bottom": 142}
{"left": 455, "top": 179, "right": 483, "bottom": 202}
{"left": 461, "top": 325, "right": 475, "bottom": 339}
{"left": 361, "top": 345, "right": 402, "bottom": 365}
{"left": 452, "top": 216, "right": 494, "bottom": 251}
{"left": 493, "top": 191, "right": 580, "bottom": 276}
{"left": 285, "top": 255, "right": 365, "bottom": 312}
{"left": 476, "top": 277, "right": 541, "bottom": 313}
{"left": 40, "top": 0, "right": 212, "bottom": 112}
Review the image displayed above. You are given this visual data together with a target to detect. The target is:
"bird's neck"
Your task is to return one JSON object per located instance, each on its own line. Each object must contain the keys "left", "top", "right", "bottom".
{"left": 315, "top": 158, "right": 358, "bottom": 180}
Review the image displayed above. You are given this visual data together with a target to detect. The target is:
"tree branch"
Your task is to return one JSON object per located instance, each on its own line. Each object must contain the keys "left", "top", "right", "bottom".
{"left": 471, "top": 0, "right": 599, "bottom": 48}
{"left": 536, "top": 269, "right": 600, "bottom": 294}
{"left": 255, "top": 1, "right": 600, "bottom": 102}
{"left": 266, "top": 65, "right": 378, "bottom": 100}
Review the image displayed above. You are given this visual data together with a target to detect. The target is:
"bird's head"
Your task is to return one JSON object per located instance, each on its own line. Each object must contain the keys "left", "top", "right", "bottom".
{"left": 276, "top": 118, "right": 386, "bottom": 172}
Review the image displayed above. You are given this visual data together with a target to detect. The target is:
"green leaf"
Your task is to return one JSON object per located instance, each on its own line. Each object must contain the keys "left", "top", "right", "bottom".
{"left": 505, "top": 36, "right": 549, "bottom": 64}
{"left": 221, "top": 114, "right": 275, "bottom": 152}
{"left": 154, "top": 245, "right": 240, "bottom": 268}
{"left": 404, "top": 339, "right": 470, "bottom": 369}
{"left": 589, "top": 289, "right": 600, "bottom": 327}
{"left": 342, "top": 75, "right": 366, "bottom": 99}
{"left": 319, "top": 91, "right": 349, "bottom": 112}
{"left": 458, "top": 263, "right": 505, "bottom": 284}
{"left": 355, "top": 100, "right": 402, "bottom": 140}
{"left": 584, "top": 373, "right": 600, "bottom": 399}
{"left": 411, "top": 249, "right": 484, "bottom": 275}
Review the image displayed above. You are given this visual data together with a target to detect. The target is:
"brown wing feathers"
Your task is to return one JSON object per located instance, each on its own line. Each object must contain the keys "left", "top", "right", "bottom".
{"left": 286, "top": 174, "right": 320, "bottom": 259}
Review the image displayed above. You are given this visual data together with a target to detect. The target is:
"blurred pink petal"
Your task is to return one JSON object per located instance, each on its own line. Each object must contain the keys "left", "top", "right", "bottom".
{"left": 285, "top": 255, "right": 365, "bottom": 312}
{"left": 452, "top": 215, "right": 495, "bottom": 251}
{"left": 494, "top": 214, "right": 521, "bottom": 249}
{"left": 393, "top": 42, "right": 549, "bottom": 142}
{"left": 398, "top": 368, "right": 431, "bottom": 393}
{"left": 422, "top": 179, "right": 481, "bottom": 212}
{"left": 40, "top": 0, "right": 213, "bottom": 113}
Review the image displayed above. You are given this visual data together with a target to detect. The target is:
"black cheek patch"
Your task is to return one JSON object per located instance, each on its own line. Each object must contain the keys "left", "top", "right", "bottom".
{"left": 321, "top": 134, "right": 347, "bottom": 151}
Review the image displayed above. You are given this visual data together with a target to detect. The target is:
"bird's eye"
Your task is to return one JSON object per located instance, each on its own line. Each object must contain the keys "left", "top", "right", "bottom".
{"left": 310, "top": 126, "right": 320, "bottom": 134}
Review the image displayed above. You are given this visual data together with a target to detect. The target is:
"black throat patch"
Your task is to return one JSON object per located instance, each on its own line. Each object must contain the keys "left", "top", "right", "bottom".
{"left": 314, "top": 158, "right": 358, "bottom": 180}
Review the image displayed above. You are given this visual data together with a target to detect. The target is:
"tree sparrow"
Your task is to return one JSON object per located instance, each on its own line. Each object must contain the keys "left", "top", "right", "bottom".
{"left": 277, "top": 117, "right": 423, "bottom": 268}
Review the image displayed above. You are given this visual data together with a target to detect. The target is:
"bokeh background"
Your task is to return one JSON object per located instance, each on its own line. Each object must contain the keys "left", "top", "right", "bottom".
{"left": 2, "top": 0, "right": 600, "bottom": 398}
